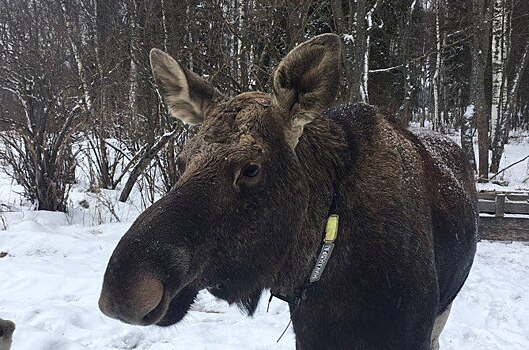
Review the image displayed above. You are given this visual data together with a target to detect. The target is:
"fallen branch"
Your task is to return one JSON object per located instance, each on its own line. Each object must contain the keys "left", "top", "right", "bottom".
{"left": 118, "top": 127, "right": 180, "bottom": 202}
{"left": 489, "top": 154, "right": 529, "bottom": 180}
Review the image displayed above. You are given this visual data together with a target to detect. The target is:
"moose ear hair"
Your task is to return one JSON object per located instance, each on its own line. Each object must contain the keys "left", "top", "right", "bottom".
{"left": 150, "top": 49, "right": 224, "bottom": 125}
{"left": 272, "top": 34, "right": 342, "bottom": 148}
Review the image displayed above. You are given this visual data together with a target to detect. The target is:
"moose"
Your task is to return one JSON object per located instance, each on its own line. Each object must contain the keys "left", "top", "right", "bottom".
{"left": 99, "top": 34, "right": 478, "bottom": 349}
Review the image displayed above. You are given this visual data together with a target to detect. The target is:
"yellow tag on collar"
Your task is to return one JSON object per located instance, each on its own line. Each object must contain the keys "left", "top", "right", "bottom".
{"left": 324, "top": 214, "right": 339, "bottom": 243}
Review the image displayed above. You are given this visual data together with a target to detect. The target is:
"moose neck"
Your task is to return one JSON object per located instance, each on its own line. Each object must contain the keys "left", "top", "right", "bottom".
{"left": 271, "top": 111, "right": 352, "bottom": 298}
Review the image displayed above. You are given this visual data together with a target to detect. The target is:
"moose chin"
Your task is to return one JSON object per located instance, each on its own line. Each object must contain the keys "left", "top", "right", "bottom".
{"left": 99, "top": 34, "right": 478, "bottom": 350}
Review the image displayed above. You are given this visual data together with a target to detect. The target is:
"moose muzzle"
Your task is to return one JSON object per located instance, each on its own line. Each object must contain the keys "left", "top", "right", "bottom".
{"left": 99, "top": 272, "right": 165, "bottom": 325}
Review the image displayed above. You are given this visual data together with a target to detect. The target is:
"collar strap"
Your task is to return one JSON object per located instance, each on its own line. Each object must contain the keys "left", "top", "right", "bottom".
{"left": 270, "top": 185, "right": 341, "bottom": 307}
{"left": 309, "top": 214, "right": 338, "bottom": 282}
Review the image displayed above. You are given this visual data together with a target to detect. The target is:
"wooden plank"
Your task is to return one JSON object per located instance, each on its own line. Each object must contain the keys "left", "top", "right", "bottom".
{"left": 506, "top": 201, "right": 529, "bottom": 215}
{"left": 478, "top": 200, "right": 496, "bottom": 213}
{"left": 479, "top": 217, "right": 529, "bottom": 241}
{"left": 478, "top": 200, "right": 529, "bottom": 215}
{"left": 505, "top": 194, "right": 529, "bottom": 201}
{"left": 495, "top": 194, "right": 506, "bottom": 217}
{"left": 478, "top": 192, "right": 529, "bottom": 201}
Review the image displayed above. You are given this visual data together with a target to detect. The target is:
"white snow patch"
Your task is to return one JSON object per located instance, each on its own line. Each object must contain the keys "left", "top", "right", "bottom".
{"left": 442, "top": 241, "right": 529, "bottom": 350}
{"left": 342, "top": 34, "right": 354, "bottom": 43}
{"left": 463, "top": 104, "right": 475, "bottom": 119}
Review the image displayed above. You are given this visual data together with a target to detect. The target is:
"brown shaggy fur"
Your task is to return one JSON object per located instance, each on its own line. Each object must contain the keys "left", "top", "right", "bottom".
{"left": 100, "top": 34, "right": 477, "bottom": 349}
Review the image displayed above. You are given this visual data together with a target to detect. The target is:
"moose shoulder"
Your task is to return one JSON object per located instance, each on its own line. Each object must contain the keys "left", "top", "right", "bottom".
{"left": 99, "top": 34, "right": 478, "bottom": 350}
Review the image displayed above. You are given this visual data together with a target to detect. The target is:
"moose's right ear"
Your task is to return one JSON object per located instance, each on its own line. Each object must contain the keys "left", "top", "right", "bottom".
{"left": 272, "top": 34, "right": 341, "bottom": 149}
{"left": 149, "top": 49, "right": 224, "bottom": 125}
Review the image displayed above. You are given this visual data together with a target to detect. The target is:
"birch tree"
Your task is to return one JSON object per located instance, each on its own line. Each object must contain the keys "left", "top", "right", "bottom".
{"left": 490, "top": 0, "right": 508, "bottom": 142}
{"left": 490, "top": 43, "right": 529, "bottom": 172}
{"left": 432, "top": 0, "right": 443, "bottom": 132}
{"left": 489, "top": 0, "right": 512, "bottom": 173}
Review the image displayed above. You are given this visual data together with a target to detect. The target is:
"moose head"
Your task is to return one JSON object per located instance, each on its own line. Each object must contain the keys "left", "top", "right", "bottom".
{"left": 99, "top": 34, "right": 343, "bottom": 326}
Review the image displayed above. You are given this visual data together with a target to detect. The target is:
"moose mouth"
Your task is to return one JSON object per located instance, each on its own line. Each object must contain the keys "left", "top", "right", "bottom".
{"left": 152, "top": 284, "right": 228, "bottom": 326}
{"left": 143, "top": 285, "right": 199, "bottom": 327}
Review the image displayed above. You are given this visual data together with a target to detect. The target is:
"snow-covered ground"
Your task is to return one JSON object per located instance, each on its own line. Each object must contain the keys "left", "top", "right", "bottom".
{"left": 476, "top": 132, "right": 529, "bottom": 192}
{"left": 0, "top": 212, "right": 528, "bottom": 350}
{"left": 0, "top": 131, "right": 528, "bottom": 349}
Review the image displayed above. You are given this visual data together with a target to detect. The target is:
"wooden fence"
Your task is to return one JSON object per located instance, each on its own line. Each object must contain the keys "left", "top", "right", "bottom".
{"left": 478, "top": 191, "right": 529, "bottom": 241}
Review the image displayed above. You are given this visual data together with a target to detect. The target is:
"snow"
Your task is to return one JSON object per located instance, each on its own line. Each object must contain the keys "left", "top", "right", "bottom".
{"left": 0, "top": 133, "right": 528, "bottom": 349}
{"left": 0, "top": 209, "right": 528, "bottom": 349}
{"left": 463, "top": 105, "right": 475, "bottom": 119}
{"left": 1, "top": 211, "right": 528, "bottom": 349}
{"left": 477, "top": 137, "right": 529, "bottom": 191}
{"left": 342, "top": 34, "right": 354, "bottom": 44}
{"left": 443, "top": 241, "right": 529, "bottom": 350}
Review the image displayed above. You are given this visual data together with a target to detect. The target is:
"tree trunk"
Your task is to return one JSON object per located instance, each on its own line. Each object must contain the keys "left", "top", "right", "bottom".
{"left": 490, "top": 0, "right": 507, "bottom": 141}
{"left": 286, "top": 1, "right": 310, "bottom": 50}
{"left": 491, "top": 43, "right": 529, "bottom": 172}
{"left": 432, "top": 1, "right": 442, "bottom": 132}
{"left": 461, "top": 105, "right": 477, "bottom": 169}
{"left": 398, "top": 0, "right": 419, "bottom": 126}
{"left": 330, "top": 0, "right": 351, "bottom": 99}
{"left": 362, "top": 2, "right": 380, "bottom": 104}
{"left": 350, "top": 0, "right": 367, "bottom": 102}
{"left": 331, "top": 0, "right": 371, "bottom": 102}
{"left": 490, "top": 0, "right": 512, "bottom": 172}
{"left": 471, "top": 0, "right": 492, "bottom": 178}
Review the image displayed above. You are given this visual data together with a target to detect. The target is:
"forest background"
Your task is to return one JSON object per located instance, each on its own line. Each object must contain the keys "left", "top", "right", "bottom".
{"left": 0, "top": 0, "right": 527, "bottom": 212}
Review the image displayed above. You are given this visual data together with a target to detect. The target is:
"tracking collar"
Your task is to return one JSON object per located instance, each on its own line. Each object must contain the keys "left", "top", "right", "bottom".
{"left": 270, "top": 184, "right": 341, "bottom": 308}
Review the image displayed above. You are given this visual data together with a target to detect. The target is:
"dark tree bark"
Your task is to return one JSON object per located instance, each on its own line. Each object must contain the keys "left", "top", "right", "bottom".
{"left": 461, "top": 105, "right": 477, "bottom": 170}
{"left": 331, "top": 0, "right": 368, "bottom": 102}
{"left": 470, "top": 0, "right": 492, "bottom": 178}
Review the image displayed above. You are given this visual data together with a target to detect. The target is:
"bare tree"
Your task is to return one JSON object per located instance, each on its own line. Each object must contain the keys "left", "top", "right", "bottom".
{"left": 1, "top": 0, "right": 529, "bottom": 215}
{"left": 0, "top": 0, "right": 83, "bottom": 211}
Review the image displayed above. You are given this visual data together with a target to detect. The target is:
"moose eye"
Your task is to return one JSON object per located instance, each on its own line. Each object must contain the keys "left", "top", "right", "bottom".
{"left": 241, "top": 164, "right": 260, "bottom": 178}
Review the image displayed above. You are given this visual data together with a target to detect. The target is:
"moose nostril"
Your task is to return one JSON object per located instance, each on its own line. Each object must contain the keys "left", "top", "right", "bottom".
{"left": 132, "top": 275, "right": 165, "bottom": 323}
{"left": 99, "top": 274, "right": 165, "bottom": 325}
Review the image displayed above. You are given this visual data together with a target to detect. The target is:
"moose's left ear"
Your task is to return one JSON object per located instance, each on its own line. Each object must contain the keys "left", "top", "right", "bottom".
{"left": 272, "top": 34, "right": 341, "bottom": 147}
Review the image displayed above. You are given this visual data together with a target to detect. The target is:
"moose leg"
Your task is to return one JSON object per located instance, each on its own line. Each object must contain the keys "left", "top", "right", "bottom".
{"left": 430, "top": 302, "right": 452, "bottom": 350}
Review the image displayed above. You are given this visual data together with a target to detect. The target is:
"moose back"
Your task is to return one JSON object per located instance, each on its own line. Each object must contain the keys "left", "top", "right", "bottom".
{"left": 99, "top": 34, "right": 478, "bottom": 349}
